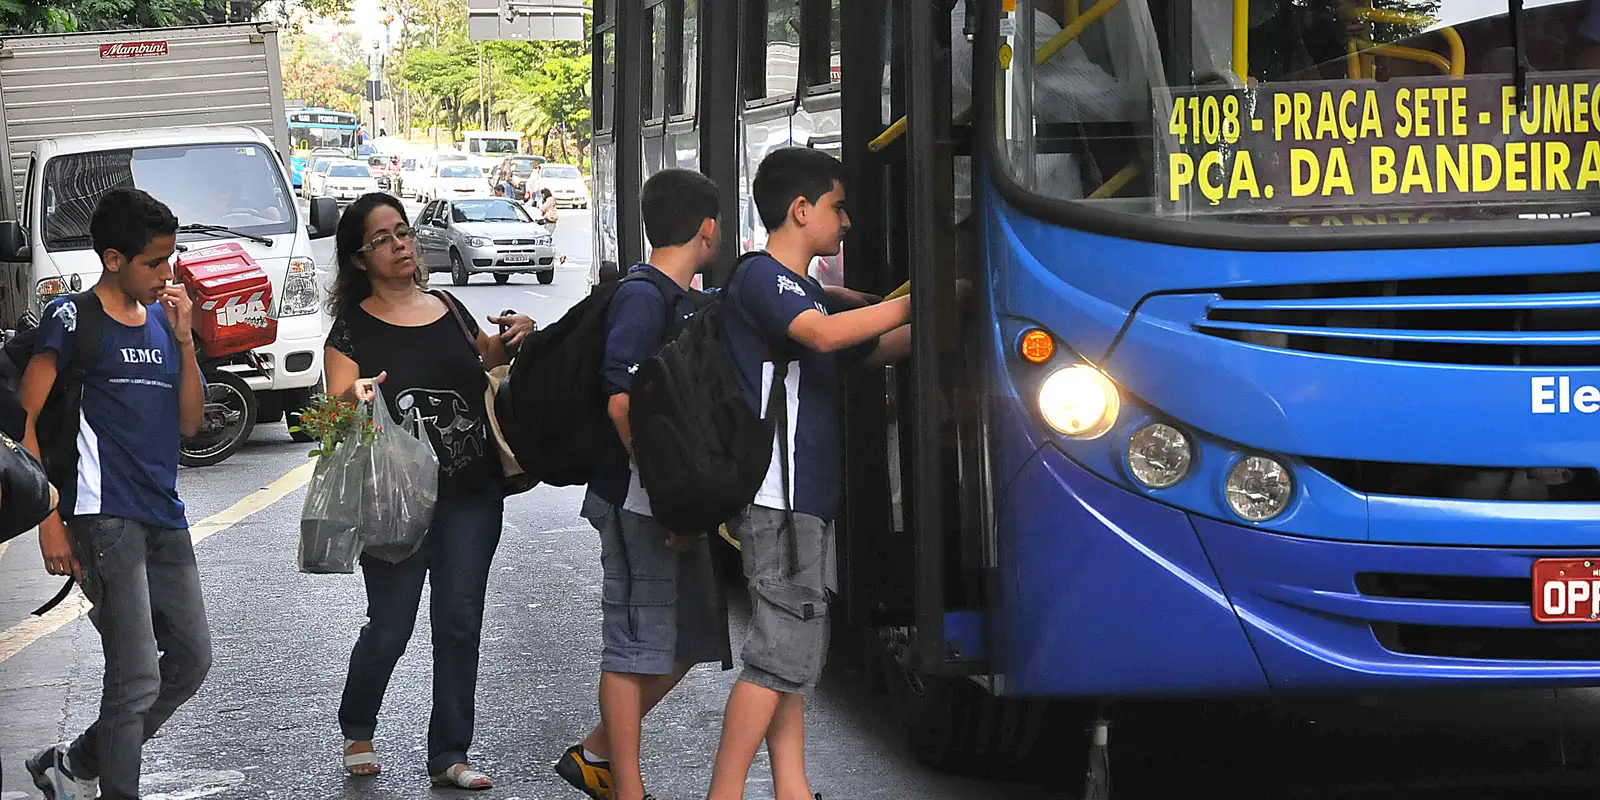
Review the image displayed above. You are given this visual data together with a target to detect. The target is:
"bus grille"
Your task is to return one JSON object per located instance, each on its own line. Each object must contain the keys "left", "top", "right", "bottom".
{"left": 1196, "top": 273, "right": 1600, "bottom": 366}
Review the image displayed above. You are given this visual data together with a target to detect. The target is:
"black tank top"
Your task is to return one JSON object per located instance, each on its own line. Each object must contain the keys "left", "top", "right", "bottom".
{"left": 326, "top": 292, "right": 497, "bottom": 497}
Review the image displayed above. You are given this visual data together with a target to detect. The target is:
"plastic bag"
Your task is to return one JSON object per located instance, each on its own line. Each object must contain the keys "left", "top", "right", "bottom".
{"left": 359, "top": 385, "right": 439, "bottom": 563}
{"left": 297, "top": 427, "right": 366, "bottom": 574}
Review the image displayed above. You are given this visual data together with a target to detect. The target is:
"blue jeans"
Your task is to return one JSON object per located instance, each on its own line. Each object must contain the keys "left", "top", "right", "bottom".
{"left": 65, "top": 515, "right": 213, "bottom": 800}
{"left": 337, "top": 490, "right": 504, "bottom": 775}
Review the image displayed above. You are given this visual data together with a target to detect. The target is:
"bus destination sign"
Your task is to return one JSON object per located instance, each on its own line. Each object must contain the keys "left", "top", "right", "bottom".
{"left": 290, "top": 112, "right": 352, "bottom": 125}
{"left": 1154, "top": 71, "right": 1600, "bottom": 219}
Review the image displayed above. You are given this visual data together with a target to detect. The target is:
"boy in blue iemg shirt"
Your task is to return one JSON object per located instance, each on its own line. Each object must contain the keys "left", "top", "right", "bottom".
{"left": 707, "top": 148, "right": 913, "bottom": 800}
{"left": 21, "top": 187, "right": 210, "bottom": 800}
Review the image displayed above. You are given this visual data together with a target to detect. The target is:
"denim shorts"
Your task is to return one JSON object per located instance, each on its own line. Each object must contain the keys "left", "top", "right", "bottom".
{"left": 733, "top": 505, "right": 835, "bottom": 696}
{"left": 588, "top": 494, "right": 726, "bottom": 675}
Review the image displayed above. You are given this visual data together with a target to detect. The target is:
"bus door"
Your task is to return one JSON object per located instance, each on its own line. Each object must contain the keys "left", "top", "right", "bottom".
{"left": 840, "top": 0, "right": 989, "bottom": 679}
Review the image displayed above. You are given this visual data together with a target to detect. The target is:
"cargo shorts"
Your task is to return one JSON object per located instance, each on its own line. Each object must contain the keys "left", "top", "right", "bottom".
{"left": 732, "top": 504, "right": 836, "bottom": 696}
{"left": 586, "top": 492, "right": 727, "bottom": 675}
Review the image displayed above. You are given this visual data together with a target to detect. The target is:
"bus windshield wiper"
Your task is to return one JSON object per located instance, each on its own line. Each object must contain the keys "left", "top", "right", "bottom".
{"left": 1510, "top": 0, "right": 1529, "bottom": 111}
{"left": 178, "top": 223, "right": 272, "bottom": 246}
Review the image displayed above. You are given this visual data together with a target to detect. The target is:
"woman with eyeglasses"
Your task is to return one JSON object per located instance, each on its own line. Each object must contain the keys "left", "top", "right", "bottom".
{"left": 322, "top": 193, "right": 535, "bottom": 790}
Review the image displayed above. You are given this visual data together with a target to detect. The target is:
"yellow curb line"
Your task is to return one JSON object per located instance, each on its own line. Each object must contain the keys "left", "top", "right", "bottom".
{"left": 0, "top": 460, "right": 315, "bottom": 663}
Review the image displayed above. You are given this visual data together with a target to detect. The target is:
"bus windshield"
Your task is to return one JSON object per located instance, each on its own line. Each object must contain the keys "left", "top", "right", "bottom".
{"left": 986, "top": 0, "right": 1600, "bottom": 231}
{"left": 289, "top": 124, "right": 355, "bottom": 152}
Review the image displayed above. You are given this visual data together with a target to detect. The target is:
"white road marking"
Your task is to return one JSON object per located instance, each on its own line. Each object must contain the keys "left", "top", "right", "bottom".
{"left": 0, "top": 461, "right": 316, "bottom": 663}
{"left": 523, "top": 290, "right": 548, "bottom": 299}
{"left": 141, "top": 769, "right": 247, "bottom": 800}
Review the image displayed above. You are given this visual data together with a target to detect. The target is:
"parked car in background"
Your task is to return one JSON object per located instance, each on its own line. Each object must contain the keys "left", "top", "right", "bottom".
{"left": 415, "top": 197, "right": 561, "bottom": 286}
{"left": 367, "top": 154, "right": 399, "bottom": 192}
{"left": 397, "top": 155, "right": 423, "bottom": 197}
{"left": 423, "top": 163, "right": 491, "bottom": 203}
{"left": 322, "top": 160, "right": 379, "bottom": 204}
{"left": 302, "top": 156, "right": 336, "bottom": 200}
{"left": 537, "top": 163, "right": 588, "bottom": 208}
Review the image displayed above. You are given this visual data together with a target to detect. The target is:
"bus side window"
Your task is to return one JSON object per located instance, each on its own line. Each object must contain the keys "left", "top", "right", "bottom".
{"left": 646, "top": 2, "right": 668, "bottom": 122}
{"left": 674, "top": 0, "right": 699, "bottom": 118}
{"left": 598, "top": 30, "right": 616, "bottom": 132}
{"left": 746, "top": 0, "right": 801, "bottom": 100}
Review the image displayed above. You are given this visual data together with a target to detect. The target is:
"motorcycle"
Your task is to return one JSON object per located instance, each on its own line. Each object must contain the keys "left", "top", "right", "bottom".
{"left": 0, "top": 322, "right": 256, "bottom": 468}
{"left": 179, "top": 355, "right": 257, "bottom": 468}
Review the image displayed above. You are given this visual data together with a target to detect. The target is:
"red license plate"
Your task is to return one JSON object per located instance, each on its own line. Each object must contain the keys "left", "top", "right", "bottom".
{"left": 1532, "top": 558, "right": 1600, "bottom": 623}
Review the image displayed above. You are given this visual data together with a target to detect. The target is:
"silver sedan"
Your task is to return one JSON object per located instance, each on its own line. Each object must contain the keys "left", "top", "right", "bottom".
{"left": 413, "top": 197, "right": 562, "bottom": 286}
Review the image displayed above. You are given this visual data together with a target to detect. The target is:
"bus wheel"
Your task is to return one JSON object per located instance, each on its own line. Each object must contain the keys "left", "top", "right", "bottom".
{"left": 879, "top": 626, "right": 1047, "bottom": 776}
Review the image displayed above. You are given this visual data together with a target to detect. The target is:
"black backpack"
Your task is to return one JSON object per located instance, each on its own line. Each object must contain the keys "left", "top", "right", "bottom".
{"left": 628, "top": 253, "right": 788, "bottom": 535}
{"left": 25, "top": 291, "right": 106, "bottom": 617}
{"left": 494, "top": 267, "right": 693, "bottom": 487}
{"left": 34, "top": 291, "right": 106, "bottom": 496}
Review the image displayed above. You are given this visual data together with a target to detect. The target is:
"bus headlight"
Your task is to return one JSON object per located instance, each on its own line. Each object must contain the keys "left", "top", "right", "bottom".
{"left": 1225, "top": 456, "right": 1293, "bottom": 522}
{"left": 1038, "top": 364, "right": 1119, "bottom": 439}
{"left": 1127, "top": 423, "right": 1191, "bottom": 488}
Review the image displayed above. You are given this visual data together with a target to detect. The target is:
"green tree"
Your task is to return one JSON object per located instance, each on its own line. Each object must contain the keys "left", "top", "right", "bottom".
{"left": 382, "top": 0, "right": 591, "bottom": 163}
{"left": 0, "top": 0, "right": 355, "bottom": 33}
{"left": 281, "top": 30, "right": 364, "bottom": 112}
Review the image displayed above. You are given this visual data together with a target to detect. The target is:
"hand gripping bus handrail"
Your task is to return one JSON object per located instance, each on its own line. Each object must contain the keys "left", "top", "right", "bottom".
{"left": 868, "top": 0, "right": 1124, "bottom": 153}
{"left": 1341, "top": 6, "right": 1465, "bottom": 78}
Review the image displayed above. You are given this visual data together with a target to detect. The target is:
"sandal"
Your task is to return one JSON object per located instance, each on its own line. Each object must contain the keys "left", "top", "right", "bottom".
{"left": 343, "top": 739, "right": 381, "bottom": 777}
{"left": 432, "top": 763, "right": 493, "bottom": 790}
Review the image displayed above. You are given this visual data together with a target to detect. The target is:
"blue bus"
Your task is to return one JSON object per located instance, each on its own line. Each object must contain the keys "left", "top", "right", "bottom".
{"left": 287, "top": 107, "right": 359, "bottom": 188}
{"left": 594, "top": 0, "right": 1600, "bottom": 784}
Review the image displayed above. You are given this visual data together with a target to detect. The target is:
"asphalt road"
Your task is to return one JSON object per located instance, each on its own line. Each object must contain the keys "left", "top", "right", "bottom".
{"left": 5, "top": 200, "right": 1600, "bottom": 799}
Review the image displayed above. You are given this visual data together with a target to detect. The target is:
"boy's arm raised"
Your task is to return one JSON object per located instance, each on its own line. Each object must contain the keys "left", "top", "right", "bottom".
{"left": 864, "top": 324, "right": 911, "bottom": 367}
{"left": 786, "top": 295, "right": 911, "bottom": 353}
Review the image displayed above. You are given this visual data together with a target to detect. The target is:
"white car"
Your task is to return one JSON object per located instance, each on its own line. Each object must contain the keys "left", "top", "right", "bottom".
{"left": 397, "top": 156, "right": 423, "bottom": 198}
{"left": 536, "top": 163, "right": 589, "bottom": 208}
{"left": 302, "top": 157, "right": 336, "bottom": 200}
{"left": 321, "top": 160, "right": 379, "bottom": 204}
{"left": 428, "top": 163, "right": 491, "bottom": 201}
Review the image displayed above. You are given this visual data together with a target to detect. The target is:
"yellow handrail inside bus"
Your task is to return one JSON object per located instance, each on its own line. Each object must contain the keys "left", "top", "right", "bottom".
{"left": 1340, "top": 6, "right": 1465, "bottom": 77}
{"left": 1371, "top": 44, "right": 1453, "bottom": 75}
{"left": 1346, "top": 39, "right": 1363, "bottom": 79}
{"left": 887, "top": 280, "right": 911, "bottom": 301}
{"left": 1088, "top": 162, "right": 1140, "bottom": 199}
{"left": 1067, "top": 0, "right": 1079, "bottom": 22}
{"left": 1232, "top": 0, "right": 1249, "bottom": 83}
{"left": 869, "top": 0, "right": 1124, "bottom": 153}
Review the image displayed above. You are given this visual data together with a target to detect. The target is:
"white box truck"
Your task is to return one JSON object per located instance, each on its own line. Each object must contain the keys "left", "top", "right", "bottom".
{"left": 0, "top": 22, "right": 340, "bottom": 464}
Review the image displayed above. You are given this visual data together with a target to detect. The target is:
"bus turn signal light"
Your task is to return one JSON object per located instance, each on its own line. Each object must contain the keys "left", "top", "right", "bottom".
{"left": 1020, "top": 329, "right": 1055, "bottom": 363}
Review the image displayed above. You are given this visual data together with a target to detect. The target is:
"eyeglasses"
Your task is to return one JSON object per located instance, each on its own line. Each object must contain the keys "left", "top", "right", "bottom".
{"left": 359, "top": 225, "right": 414, "bottom": 253}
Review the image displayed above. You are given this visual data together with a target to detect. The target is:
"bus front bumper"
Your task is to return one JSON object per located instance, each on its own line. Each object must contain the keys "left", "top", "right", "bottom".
{"left": 994, "top": 444, "right": 1600, "bottom": 698}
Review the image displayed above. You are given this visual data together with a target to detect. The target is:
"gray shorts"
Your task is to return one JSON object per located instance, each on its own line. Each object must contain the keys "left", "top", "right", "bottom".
{"left": 733, "top": 505, "right": 835, "bottom": 696}
{"left": 589, "top": 495, "right": 727, "bottom": 675}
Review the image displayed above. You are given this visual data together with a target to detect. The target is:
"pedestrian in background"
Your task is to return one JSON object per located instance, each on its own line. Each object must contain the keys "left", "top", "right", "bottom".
{"left": 538, "top": 188, "right": 560, "bottom": 234}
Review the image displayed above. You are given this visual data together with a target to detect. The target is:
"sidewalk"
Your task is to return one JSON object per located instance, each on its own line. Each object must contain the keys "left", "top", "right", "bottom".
{"left": 0, "top": 533, "right": 100, "bottom": 800}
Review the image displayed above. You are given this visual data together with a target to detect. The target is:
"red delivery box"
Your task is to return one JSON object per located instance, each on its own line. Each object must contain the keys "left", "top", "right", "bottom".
{"left": 175, "top": 242, "right": 277, "bottom": 359}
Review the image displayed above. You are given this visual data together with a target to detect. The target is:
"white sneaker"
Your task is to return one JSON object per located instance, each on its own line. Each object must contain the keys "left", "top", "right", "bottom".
{"left": 24, "top": 744, "right": 98, "bottom": 799}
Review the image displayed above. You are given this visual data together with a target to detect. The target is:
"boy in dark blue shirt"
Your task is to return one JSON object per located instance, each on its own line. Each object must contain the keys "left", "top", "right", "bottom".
{"left": 557, "top": 169, "right": 729, "bottom": 800}
{"left": 22, "top": 188, "right": 209, "bottom": 800}
{"left": 707, "top": 148, "right": 912, "bottom": 800}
